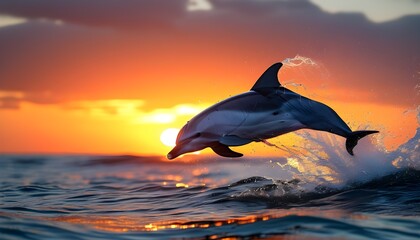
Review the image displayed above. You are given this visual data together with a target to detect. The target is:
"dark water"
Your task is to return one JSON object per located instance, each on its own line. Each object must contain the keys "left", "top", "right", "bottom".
{"left": 1, "top": 128, "right": 420, "bottom": 239}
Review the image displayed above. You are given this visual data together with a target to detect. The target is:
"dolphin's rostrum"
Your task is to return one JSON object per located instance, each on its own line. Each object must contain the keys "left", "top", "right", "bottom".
{"left": 167, "top": 63, "right": 378, "bottom": 159}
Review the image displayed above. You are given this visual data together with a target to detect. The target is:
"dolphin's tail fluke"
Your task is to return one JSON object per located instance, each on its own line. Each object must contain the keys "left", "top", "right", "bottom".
{"left": 346, "top": 130, "right": 379, "bottom": 155}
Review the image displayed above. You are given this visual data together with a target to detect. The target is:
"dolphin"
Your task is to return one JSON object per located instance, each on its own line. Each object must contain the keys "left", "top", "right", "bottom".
{"left": 167, "top": 62, "right": 378, "bottom": 160}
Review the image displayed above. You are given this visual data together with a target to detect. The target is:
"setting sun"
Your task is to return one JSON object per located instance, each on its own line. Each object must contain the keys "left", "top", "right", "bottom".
{"left": 160, "top": 128, "right": 180, "bottom": 147}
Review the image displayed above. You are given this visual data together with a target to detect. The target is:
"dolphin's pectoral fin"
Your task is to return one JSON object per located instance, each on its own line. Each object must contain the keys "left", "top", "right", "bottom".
{"left": 219, "top": 135, "right": 252, "bottom": 146}
{"left": 211, "top": 143, "right": 243, "bottom": 158}
{"left": 251, "top": 62, "right": 283, "bottom": 94}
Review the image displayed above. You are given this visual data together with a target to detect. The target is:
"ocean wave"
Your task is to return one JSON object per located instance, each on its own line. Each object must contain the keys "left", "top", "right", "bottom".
{"left": 228, "top": 168, "right": 420, "bottom": 214}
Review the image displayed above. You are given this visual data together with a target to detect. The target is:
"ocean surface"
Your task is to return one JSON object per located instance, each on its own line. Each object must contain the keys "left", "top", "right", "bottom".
{"left": 1, "top": 127, "right": 419, "bottom": 240}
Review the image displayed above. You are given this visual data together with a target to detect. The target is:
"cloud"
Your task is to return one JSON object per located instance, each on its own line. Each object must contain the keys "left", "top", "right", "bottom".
{"left": 136, "top": 103, "right": 208, "bottom": 124}
{"left": 0, "top": 89, "right": 209, "bottom": 128}
{"left": 0, "top": 90, "right": 67, "bottom": 109}
{"left": 187, "top": 0, "right": 212, "bottom": 11}
{"left": 0, "top": 14, "right": 27, "bottom": 28}
{"left": 310, "top": 0, "right": 420, "bottom": 23}
{"left": 0, "top": 0, "right": 187, "bottom": 30}
{"left": 0, "top": 0, "right": 418, "bottom": 109}
{"left": 0, "top": 96, "right": 20, "bottom": 109}
{"left": 61, "top": 98, "right": 209, "bottom": 125}
{"left": 0, "top": 91, "right": 23, "bottom": 109}
{"left": 62, "top": 99, "right": 145, "bottom": 115}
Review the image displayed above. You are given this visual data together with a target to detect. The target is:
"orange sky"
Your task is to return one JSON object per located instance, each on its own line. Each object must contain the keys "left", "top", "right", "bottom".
{"left": 0, "top": 0, "right": 419, "bottom": 156}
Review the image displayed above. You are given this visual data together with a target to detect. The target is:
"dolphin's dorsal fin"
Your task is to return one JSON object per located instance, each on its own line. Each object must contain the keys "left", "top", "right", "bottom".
{"left": 251, "top": 62, "right": 283, "bottom": 92}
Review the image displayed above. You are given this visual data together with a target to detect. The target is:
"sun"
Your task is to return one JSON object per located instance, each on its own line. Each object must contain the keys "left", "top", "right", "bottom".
{"left": 160, "top": 128, "right": 180, "bottom": 147}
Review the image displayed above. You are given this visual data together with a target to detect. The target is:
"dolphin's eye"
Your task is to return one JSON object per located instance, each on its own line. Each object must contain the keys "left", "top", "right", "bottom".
{"left": 185, "top": 133, "right": 201, "bottom": 142}
{"left": 182, "top": 133, "right": 201, "bottom": 143}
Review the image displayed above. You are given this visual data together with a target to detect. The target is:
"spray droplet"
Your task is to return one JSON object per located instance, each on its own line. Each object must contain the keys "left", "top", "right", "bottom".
{"left": 282, "top": 55, "right": 317, "bottom": 67}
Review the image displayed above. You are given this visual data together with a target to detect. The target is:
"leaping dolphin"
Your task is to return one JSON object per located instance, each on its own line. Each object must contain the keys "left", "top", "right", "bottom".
{"left": 167, "top": 62, "right": 378, "bottom": 160}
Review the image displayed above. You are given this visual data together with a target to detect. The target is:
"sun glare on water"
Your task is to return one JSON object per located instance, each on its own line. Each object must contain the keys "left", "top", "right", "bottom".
{"left": 160, "top": 128, "right": 180, "bottom": 147}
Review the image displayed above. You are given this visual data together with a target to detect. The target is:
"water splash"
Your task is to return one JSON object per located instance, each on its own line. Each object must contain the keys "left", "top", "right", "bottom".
{"left": 286, "top": 130, "right": 393, "bottom": 187}
{"left": 282, "top": 82, "right": 307, "bottom": 92}
{"left": 232, "top": 107, "right": 420, "bottom": 200}
{"left": 389, "top": 105, "right": 420, "bottom": 170}
{"left": 280, "top": 55, "right": 320, "bottom": 95}
{"left": 282, "top": 55, "right": 317, "bottom": 67}
{"left": 291, "top": 108, "right": 418, "bottom": 183}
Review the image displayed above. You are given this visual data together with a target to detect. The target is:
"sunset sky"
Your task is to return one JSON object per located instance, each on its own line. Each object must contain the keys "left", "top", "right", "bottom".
{"left": 0, "top": 0, "right": 419, "bottom": 156}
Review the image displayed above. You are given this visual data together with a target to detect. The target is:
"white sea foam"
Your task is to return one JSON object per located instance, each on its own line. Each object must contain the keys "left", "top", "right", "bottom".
{"left": 273, "top": 106, "right": 419, "bottom": 191}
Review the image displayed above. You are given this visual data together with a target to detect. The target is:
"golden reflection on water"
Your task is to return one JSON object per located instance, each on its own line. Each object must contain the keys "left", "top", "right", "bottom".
{"left": 50, "top": 214, "right": 273, "bottom": 232}
{"left": 0, "top": 207, "right": 367, "bottom": 240}
{"left": 48, "top": 208, "right": 363, "bottom": 233}
{"left": 175, "top": 182, "right": 189, "bottom": 188}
